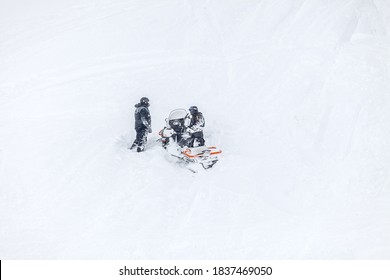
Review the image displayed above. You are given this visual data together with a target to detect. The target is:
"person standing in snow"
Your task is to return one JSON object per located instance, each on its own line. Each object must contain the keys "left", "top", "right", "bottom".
{"left": 130, "top": 97, "right": 151, "bottom": 152}
{"left": 184, "top": 105, "right": 205, "bottom": 147}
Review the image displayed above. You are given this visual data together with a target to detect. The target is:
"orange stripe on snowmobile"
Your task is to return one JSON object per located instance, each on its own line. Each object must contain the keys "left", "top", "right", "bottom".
{"left": 182, "top": 149, "right": 222, "bottom": 158}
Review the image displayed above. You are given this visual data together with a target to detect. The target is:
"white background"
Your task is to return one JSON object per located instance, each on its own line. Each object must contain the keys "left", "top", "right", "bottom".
{"left": 1, "top": 0, "right": 390, "bottom": 259}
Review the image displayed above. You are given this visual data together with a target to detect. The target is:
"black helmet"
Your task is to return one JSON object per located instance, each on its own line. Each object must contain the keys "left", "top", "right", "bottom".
{"left": 140, "top": 97, "right": 149, "bottom": 105}
{"left": 189, "top": 106, "right": 198, "bottom": 114}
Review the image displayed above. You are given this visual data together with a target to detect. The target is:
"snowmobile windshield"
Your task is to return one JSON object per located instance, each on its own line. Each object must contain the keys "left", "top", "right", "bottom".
{"left": 167, "top": 109, "right": 187, "bottom": 133}
{"left": 168, "top": 109, "right": 187, "bottom": 121}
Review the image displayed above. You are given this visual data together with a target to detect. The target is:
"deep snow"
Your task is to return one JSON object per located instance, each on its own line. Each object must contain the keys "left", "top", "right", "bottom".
{"left": 1, "top": 0, "right": 390, "bottom": 259}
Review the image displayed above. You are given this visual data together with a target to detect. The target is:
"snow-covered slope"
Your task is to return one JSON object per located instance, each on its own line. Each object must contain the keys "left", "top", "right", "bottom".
{"left": 1, "top": 0, "right": 390, "bottom": 259}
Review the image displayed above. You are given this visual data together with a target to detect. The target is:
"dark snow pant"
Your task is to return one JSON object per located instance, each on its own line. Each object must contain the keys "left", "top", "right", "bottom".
{"left": 173, "top": 133, "right": 186, "bottom": 147}
{"left": 188, "top": 131, "right": 205, "bottom": 147}
{"left": 132, "top": 128, "right": 148, "bottom": 152}
{"left": 166, "top": 131, "right": 205, "bottom": 148}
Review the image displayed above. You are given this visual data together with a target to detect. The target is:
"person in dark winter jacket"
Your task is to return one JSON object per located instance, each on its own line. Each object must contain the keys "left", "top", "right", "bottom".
{"left": 130, "top": 97, "right": 151, "bottom": 152}
{"left": 184, "top": 106, "right": 205, "bottom": 147}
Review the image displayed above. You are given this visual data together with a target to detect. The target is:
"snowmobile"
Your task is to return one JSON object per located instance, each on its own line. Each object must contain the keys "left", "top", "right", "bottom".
{"left": 158, "top": 109, "right": 222, "bottom": 170}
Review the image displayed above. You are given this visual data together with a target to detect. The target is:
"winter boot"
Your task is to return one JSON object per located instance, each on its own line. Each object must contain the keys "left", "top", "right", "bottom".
{"left": 129, "top": 139, "right": 138, "bottom": 150}
{"left": 137, "top": 145, "right": 145, "bottom": 152}
{"left": 129, "top": 143, "right": 137, "bottom": 150}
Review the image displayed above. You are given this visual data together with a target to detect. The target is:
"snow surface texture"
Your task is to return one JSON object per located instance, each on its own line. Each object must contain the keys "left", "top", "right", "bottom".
{"left": 1, "top": 0, "right": 390, "bottom": 259}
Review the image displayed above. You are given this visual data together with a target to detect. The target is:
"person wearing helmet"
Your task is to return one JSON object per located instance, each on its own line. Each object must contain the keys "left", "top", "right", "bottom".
{"left": 184, "top": 105, "right": 205, "bottom": 147}
{"left": 130, "top": 97, "right": 152, "bottom": 152}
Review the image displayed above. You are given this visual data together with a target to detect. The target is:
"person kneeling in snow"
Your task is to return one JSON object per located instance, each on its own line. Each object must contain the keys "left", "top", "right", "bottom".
{"left": 130, "top": 97, "right": 151, "bottom": 152}
{"left": 184, "top": 106, "right": 205, "bottom": 147}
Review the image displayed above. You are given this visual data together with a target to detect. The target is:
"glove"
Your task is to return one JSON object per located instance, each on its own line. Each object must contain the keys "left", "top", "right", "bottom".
{"left": 162, "top": 127, "right": 174, "bottom": 137}
{"left": 182, "top": 132, "right": 191, "bottom": 139}
{"left": 148, "top": 127, "right": 152, "bottom": 133}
